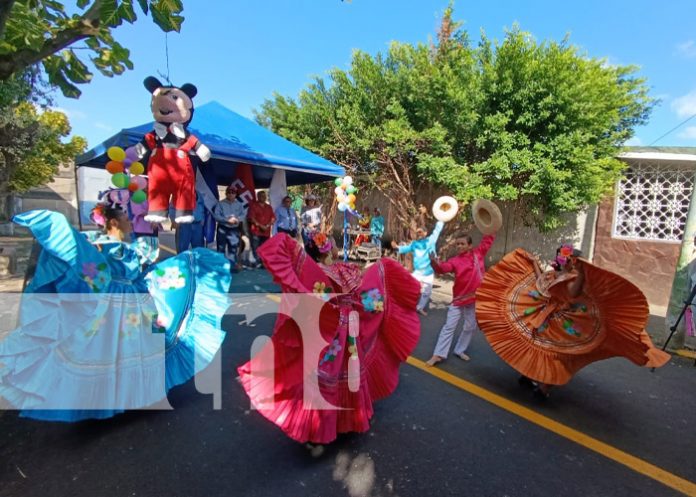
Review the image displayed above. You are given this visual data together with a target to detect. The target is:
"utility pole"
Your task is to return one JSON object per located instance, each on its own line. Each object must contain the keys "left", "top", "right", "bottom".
{"left": 664, "top": 171, "right": 696, "bottom": 350}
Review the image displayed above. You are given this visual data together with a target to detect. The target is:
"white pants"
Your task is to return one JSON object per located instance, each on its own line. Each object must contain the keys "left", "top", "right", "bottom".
{"left": 413, "top": 272, "right": 434, "bottom": 311}
{"left": 433, "top": 303, "right": 478, "bottom": 358}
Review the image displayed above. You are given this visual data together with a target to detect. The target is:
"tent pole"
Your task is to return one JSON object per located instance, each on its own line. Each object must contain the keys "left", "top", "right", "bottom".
{"left": 75, "top": 165, "right": 83, "bottom": 231}
{"left": 343, "top": 211, "right": 348, "bottom": 262}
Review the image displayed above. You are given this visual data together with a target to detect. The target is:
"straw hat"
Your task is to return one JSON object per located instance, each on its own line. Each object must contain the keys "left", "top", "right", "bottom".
{"left": 472, "top": 199, "right": 503, "bottom": 234}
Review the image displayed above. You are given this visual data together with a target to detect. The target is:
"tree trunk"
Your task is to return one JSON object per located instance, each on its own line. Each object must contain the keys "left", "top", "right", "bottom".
{"left": 0, "top": 193, "right": 11, "bottom": 223}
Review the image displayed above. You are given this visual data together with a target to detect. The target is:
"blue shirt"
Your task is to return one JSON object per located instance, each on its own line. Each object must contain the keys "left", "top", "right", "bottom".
{"left": 275, "top": 206, "right": 298, "bottom": 231}
{"left": 397, "top": 221, "right": 444, "bottom": 276}
{"left": 370, "top": 215, "right": 385, "bottom": 236}
{"left": 213, "top": 199, "right": 246, "bottom": 228}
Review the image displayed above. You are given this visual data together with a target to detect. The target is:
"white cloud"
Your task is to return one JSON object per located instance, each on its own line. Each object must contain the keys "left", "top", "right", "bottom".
{"left": 53, "top": 107, "right": 87, "bottom": 120}
{"left": 671, "top": 89, "right": 696, "bottom": 118}
{"left": 93, "top": 121, "right": 113, "bottom": 131}
{"left": 677, "top": 126, "right": 696, "bottom": 140}
{"left": 676, "top": 40, "right": 696, "bottom": 58}
{"left": 625, "top": 137, "right": 643, "bottom": 146}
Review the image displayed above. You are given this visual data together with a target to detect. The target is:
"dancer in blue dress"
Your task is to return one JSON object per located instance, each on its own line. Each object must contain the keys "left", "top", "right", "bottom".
{"left": 0, "top": 204, "right": 231, "bottom": 421}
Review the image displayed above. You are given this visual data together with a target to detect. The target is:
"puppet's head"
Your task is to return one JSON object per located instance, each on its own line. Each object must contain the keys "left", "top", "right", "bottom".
{"left": 144, "top": 76, "right": 198, "bottom": 125}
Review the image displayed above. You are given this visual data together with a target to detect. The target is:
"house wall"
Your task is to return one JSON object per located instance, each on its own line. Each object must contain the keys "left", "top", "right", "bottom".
{"left": 593, "top": 196, "right": 680, "bottom": 310}
{"left": 0, "top": 167, "right": 78, "bottom": 235}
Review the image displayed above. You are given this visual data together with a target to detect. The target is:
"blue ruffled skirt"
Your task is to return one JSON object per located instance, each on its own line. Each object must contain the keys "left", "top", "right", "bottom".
{"left": 0, "top": 210, "right": 231, "bottom": 422}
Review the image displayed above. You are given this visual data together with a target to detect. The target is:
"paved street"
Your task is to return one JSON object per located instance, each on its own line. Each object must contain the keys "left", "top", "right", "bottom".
{"left": 1, "top": 237, "right": 695, "bottom": 497}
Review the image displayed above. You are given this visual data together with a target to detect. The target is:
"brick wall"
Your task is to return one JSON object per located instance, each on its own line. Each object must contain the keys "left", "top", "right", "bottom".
{"left": 592, "top": 196, "right": 680, "bottom": 309}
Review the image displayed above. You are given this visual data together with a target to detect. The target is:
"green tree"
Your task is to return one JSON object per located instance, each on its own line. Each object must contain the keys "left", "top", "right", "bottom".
{"left": 0, "top": 70, "right": 86, "bottom": 219}
{"left": 0, "top": 0, "right": 185, "bottom": 97}
{"left": 256, "top": 7, "right": 654, "bottom": 236}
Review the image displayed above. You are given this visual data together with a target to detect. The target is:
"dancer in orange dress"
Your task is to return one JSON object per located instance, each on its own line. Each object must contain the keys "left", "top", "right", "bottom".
{"left": 237, "top": 232, "right": 420, "bottom": 444}
{"left": 475, "top": 244, "right": 670, "bottom": 399}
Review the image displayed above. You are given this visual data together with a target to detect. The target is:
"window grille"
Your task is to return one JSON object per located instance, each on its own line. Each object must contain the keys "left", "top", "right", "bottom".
{"left": 613, "top": 163, "right": 694, "bottom": 242}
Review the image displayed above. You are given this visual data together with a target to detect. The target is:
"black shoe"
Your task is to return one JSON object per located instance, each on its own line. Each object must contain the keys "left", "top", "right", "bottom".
{"left": 518, "top": 376, "right": 535, "bottom": 389}
{"left": 532, "top": 386, "right": 549, "bottom": 401}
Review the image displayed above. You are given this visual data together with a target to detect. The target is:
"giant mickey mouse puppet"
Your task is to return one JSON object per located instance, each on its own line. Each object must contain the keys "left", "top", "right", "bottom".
{"left": 135, "top": 76, "right": 211, "bottom": 224}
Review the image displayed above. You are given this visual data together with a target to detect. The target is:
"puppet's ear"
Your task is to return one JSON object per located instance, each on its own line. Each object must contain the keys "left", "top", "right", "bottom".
{"left": 144, "top": 76, "right": 162, "bottom": 94}
{"left": 180, "top": 83, "right": 198, "bottom": 99}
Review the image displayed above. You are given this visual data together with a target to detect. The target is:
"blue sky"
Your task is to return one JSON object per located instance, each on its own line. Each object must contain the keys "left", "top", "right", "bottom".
{"left": 55, "top": 0, "right": 696, "bottom": 149}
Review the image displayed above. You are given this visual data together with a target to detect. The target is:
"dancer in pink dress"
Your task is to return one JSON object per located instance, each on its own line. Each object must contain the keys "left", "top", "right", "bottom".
{"left": 238, "top": 232, "right": 420, "bottom": 444}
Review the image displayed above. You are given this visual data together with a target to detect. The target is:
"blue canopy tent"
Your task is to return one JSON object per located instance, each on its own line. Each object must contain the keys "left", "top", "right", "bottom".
{"left": 76, "top": 100, "right": 344, "bottom": 187}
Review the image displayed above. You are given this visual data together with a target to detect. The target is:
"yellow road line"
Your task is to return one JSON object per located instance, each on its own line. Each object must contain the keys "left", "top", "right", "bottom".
{"left": 407, "top": 356, "right": 696, "bottom": 497}
{"left": 256, "top": 292, "right": 695, "bottom": 494}
{"left": 675, "top": 349, "right": 696, "bottom": 360}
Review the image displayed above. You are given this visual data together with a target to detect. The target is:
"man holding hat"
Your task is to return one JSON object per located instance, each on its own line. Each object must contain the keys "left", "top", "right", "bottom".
{"left": 391, "top": 220, "right": 444, "bottom": 316}
{"left": 213, "top": 185, "right": 247, "bottom": 268}
{"left": 425, "top": 199, "right": 501, "bottom": 366}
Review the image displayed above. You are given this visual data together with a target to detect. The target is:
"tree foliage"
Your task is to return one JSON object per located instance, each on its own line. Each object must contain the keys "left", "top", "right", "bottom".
{"left": 256, "top": 7, "right": 654, "bottom": 234}
{"left": 0, "top": 0, "right": 185, "bottom": 97}
{"left": 0, "top": 69, "right": 86, "bottom": 219}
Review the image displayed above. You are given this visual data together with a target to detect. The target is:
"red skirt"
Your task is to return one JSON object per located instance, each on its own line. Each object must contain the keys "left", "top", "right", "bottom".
{"left": 238, "top": 234, "right": 421, "bottom": 443}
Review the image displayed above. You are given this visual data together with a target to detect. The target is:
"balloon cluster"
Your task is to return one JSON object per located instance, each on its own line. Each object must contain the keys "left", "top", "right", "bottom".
{"left": 105, "top": 146, "right": 147, "bottom": 204}
{"left": 334, "top": 176, "right": 358, "bottom": 213}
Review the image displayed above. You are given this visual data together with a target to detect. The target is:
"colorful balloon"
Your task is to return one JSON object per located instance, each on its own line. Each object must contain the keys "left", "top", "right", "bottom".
{"left": 129, "top": 161, "right": 145, "bottom": 176}
{"left": 128, "top": 183, "right": 139, "bottom": 192}
{"left": 131, "top": 190, "right": 147, "bottom": 204}
{"left": 107, "top": 146, "right": 126, "bottom": 162}
{"left": 133, "top": 176, "right": 148, "bottom": 190}
{"left": 106, "top": 160, "right": 124, "bottom": 174}
{"left": 342, "top": 176, "right": 353, "bottom": 187}
{"left": 345, "top": 185, "right": 356, "bottom": 194}
{"left": 108, "top": 189, "right": 128, "bottom": 205}
{"left": 111, "top": 173, "right": 129, "bottom": 188}
{"left": 347, "top": 194, "right": 356, "bottom": 204}
{"left": 334, "top": 178, "right": 343, "bottom": 187}
{"left": 125, "top": 146, "right": 139, "bottom": 162}
{"left": 334, "top": 186, "right": 344, "bottom": 196}
{"left": 337, "top": 202, "right": 348, "bottom": 212}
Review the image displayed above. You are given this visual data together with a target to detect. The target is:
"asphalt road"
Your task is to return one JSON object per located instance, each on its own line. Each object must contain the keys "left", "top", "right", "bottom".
{"left": 1, "top": 242, "right": 695, "bottom": 497}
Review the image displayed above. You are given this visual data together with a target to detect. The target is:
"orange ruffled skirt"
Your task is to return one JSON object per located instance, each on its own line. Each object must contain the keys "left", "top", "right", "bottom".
{"left": 475, "top": 249, "right": 670, "bottom": 385}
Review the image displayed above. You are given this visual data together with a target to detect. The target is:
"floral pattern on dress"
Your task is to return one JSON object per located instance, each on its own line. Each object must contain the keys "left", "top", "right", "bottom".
{"left": 81, "top": 262, "right": 109, "bottom": 292}
{"left": 150, "top": 312, "right": 168, "bottom": 334}
{"left": 313, "top": 281, "right": 333, "bottom": 301}
{"left": 360, "top": 288, "right": 384, "bottom": 313}
{"left": 149, "top": 266, "right": 186, "bottom": 290}
{"left": 84, "top": 316, "right": 107, "bottom": 337}
{"left": 320, "top": 338, "right": 342, "bottom": 365}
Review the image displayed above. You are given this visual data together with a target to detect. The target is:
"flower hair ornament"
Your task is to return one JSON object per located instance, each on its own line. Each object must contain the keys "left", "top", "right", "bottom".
{"left": 91, "top": 188, "right": 128, "bottom": 227}
{"left": 311, "top": 232, "right": 333, "bottom": 254}
{"left": 553, "top": 243, "right": 581, "bottom": 270}
{"left": 90, "top": 203, "right": 107, "bottom": 227}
